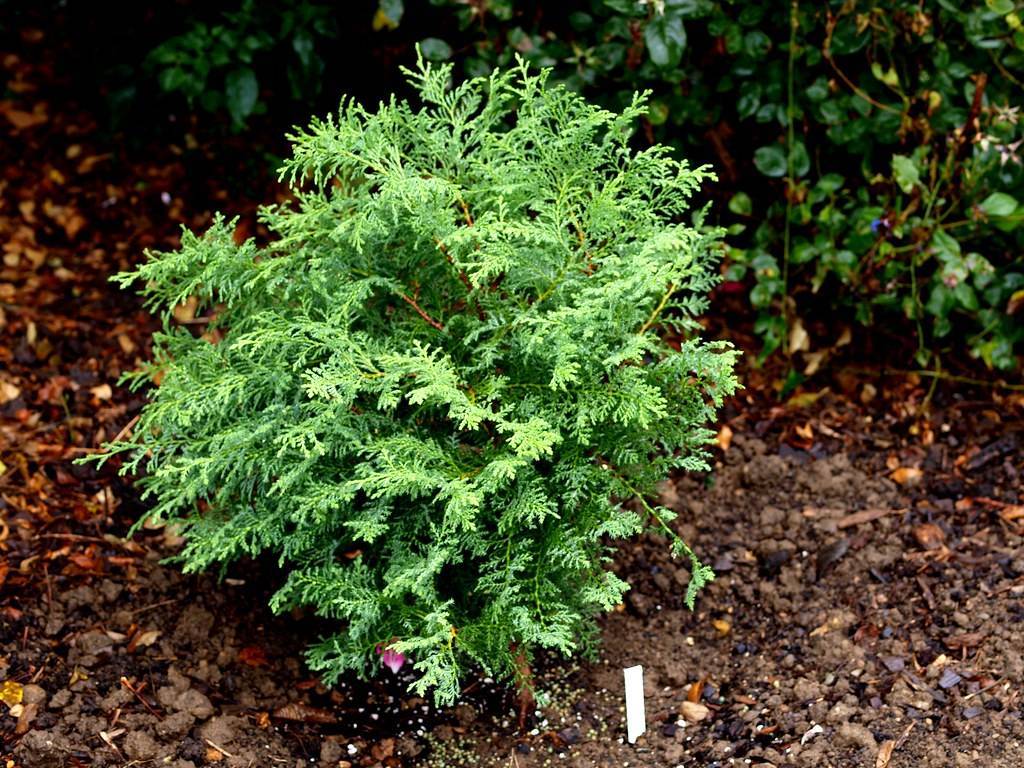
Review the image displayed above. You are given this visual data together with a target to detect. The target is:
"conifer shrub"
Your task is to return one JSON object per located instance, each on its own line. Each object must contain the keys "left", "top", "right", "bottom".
{"left": 95, "top": 54, "right": 739, "bottom": 703}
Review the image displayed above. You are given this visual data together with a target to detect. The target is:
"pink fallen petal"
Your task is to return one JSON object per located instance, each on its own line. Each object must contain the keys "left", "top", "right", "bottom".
{"left": 376, "top": 644, "right": 406, "bottom": 674}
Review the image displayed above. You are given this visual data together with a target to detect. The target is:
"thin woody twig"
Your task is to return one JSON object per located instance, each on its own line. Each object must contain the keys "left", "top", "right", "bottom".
{"left": 459, "top": 198, "right": 474, "bottom": 227}
{"left": 639, "top": 282, "right": 675, "bottom": 334}
{"left": 204, "top": 738, "right": 237, "bottom": 759}
{"left": 822, "top": 10, "right": 900, "bottom": 115}
{"left": 110, "top": 414, "right": 141, "bottom": 444}
{"left": 119, "top": 677, "right": 162, "bottom": 719}
{"left": 398, "top": 292, "right": 444, "bottom": 331}
{"left": 435, "top": 237, "right": 474, "bottom": 293}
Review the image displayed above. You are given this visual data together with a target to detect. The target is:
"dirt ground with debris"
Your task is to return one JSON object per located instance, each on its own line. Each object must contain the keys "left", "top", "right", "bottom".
{"left": 4, "top": 401, "right": 1023, "bottom": 768}
{"left": 3, "top": 14, "right": 1024, "bottom": 768}
{"left": 472, "top": 411, "right": 1024, "bottom": 768}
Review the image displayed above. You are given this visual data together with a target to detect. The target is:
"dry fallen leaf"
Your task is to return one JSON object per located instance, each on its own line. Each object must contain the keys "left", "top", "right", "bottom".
{"left": 803, "top": 349, "right": 827, "bottom": 376}
{"left": 913, "top": 522, "right": 946, "bottom": 550}
{"left": 686, "top": 679, "right": 704, "bottom": 703}
{"left": 875, "top": 739, "right": 895, "bottom": 768}
{"left": 371, "top": 738, "right": 396, "bottom": 761}
{"left": 237, "top": 645, "right": 268, "bottom": 667}
{"left": 15, "top": 701, "right": 39, "bottom": 734}
{"left": 1, "top": 680, "right": 24, "bottom": 708}
{"left": 4, "top": 105, "right": 48, "bottom": 130}
{"left": 809, "top": 612, "right": 849, "bottom": 637}
{"left": 890, "top": 467, "right": 923, "bottom": 486}
{"left": 717, "top": 424, "right": 733, "bottom": 452}
{"left": 786, "top": 387, "right": 829, "bottom": 409}
{"left": 712, "top": 618, "right": 732, "bottom": 636}
{"left": 173, "top": 296, "right": 199, "bottom": 324}
{"left": 788, "top": 317, "right": 809, "bottom": 355}
{"left": 132, "top": 629, "right": 161, "bottom": 648}
{"left": 999, "top": 505, "right": 1024, "bottom": 523}
{"left": 99, "top": 727, "right": 126, "bottom": 746}
{"left": 77, "top": 153, "right": 112, "bottom": 174}
{"left": 18, "top": 199, "right": 36, "bottom": 223}
{"left": 272, "top": 702, "right": 338, "bottom": 724}
{"left": 204, "top": 739, "right": 235, "bottom": 760}
{"left": 837, "top": 508, "right": 897, "bottom": 528}
{"left": 0, "top": 380, "right": 20, "bottom": 404}
{"left": 117, "top": 333, "right": 137, "bottom": 354}
{"left": 90, "top": 383, "right": 113, "bottom": 401}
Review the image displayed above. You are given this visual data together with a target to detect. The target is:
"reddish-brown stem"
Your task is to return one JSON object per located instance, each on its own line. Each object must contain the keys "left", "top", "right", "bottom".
{"left": 110, "top": 413, "right": 141, "bottom": 444}
{"left": 511, "top": 644, "right": 536, "bottom": 731}
{"left": 120, "top": 677, "right": 163, "bottom": 718}
{"left": 957, "top": 72, "right": 987, "bottom": 162}
{"left": 822, "top": 10, "right": 900, "bottom": 115}
{"left": 458, "top": 198, "right": 474, "bottom": 227}
{"left": 435, "top": 237, "right": 474, "bottom": 293}
{"left": 398, "top": 292, "right": 444, "bottom": 331}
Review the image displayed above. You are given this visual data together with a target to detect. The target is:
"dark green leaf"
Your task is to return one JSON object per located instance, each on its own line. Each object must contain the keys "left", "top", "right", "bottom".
{"left": 728, "top": 192, "right": 753, "bottom": 216}
{"left": 791, "top": 139, "right": 810, "bottom": 178}
{"left": 419, "top": 37, "right": 453, "bottom": 61}
{"left": 378, "top": 0, "right": 405, "bottom": 26}
{"left": 225, "top": 67, "right": 259, "bottom": 126}
{"left": 979, "top": 192, "right": 1017, "bottom": 217}
{"left": 754, "top": 144, "right": 787, "bottom": 177}
{"left": 987, "top": 0, "right": 1014, "bottom": 14}
{"left": 644, "top": 14, "right": 687, "bottom": 68}
{"left": 892, "top": 154, "right": 920, "bottom": 194}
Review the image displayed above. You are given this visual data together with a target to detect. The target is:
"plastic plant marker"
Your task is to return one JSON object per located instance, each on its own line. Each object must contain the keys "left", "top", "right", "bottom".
{"left": 623, "top": 664, "right": 646, "bottom": 744}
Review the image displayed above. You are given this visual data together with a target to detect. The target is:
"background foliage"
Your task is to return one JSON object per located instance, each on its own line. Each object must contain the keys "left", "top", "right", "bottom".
{"left": 130, "top": 0, "right": 1024, "bottom": 374}
{"left": 417, "top": 0, "right": 1024, "bottom": 374}
{"left": 145, "top": 0, "right": 338, "bottom": 129}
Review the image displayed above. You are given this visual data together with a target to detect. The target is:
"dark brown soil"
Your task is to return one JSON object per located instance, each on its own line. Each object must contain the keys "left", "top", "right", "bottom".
{"left": 462, "top": 416, "right": 1024, "bottom": 768}
{"left": 5, "top": 405, "right": 1023, "bottom": 768}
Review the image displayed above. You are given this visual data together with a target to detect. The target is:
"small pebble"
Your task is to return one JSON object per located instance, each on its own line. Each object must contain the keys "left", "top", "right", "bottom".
{"left": 880, "top": 656, "right": 905, "bottom": 673}
{"left": 938, "top": 669, "right": 962, "bottom": 689}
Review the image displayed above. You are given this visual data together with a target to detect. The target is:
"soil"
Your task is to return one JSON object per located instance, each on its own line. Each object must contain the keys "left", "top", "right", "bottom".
{"left": 5, "top": 402, "right": 1023, "bottom": 768}
{"left": 3, "top": 13, "right": 1024, "bottom": 768}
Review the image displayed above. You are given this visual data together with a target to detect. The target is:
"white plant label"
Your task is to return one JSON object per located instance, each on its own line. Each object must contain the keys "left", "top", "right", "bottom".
{"left": 623, "top": 664, "right": 646, "bottom": 744}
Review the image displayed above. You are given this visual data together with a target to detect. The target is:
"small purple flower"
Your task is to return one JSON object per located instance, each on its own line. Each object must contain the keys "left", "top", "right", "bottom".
{"left": 376, "top": 643, "right": 406, "bottom": 674}
{"left": 870, "top": 216, "right": 890, "bottom": 235}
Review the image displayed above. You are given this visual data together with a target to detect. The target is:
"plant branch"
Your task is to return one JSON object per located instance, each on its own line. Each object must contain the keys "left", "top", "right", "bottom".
{"left": 783, "top": 0, "right": 798, "bottom": 361}
{"left": 398, "top": 292, "right": 444, "bottom": 331}
{"left": 434, "top": 236, "right": 475, "bottom": 292}
{"left": 840, "top": 366, "right": 1024, "bottom": 392}
{"left": 822, "top": 8, "right": 900, "bottom": 115}
{"left": 639, "top": 282, "right": 675, "bottom": 334}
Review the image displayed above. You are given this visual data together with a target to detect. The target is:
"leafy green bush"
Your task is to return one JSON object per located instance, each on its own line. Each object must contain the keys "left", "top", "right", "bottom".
{"left": 95, "top": 55, "right": 737, "bottom": 702}
{"left": 146, "top": 0, "right": 337, "bottom": 128}
{"left": 421, "top": 0, "right": 1024, "bottom": 371}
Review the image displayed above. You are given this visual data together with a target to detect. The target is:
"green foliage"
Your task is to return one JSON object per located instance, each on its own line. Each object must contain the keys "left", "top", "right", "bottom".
{"left": 420, "top": 0, "right": 1024, "bottom": 371}
{"left": 146, "top": 0, "right": 337, "bottom": 128}
{"left": 92, "top": 55, "right": 737, "bottom": 703}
